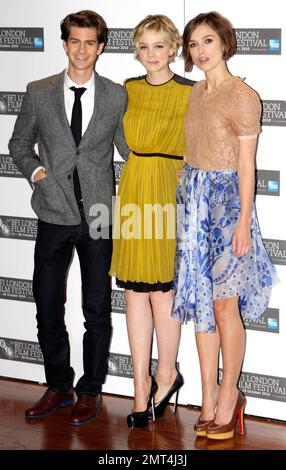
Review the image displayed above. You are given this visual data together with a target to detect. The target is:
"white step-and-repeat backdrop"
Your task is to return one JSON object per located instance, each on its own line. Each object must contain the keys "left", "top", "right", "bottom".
{"left": 0, "top": 0, "right": 285, "bottom": 420}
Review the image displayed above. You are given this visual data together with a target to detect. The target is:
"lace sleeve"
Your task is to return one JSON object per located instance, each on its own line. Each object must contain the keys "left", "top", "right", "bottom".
{"left": 231, "top": 81, "right": 262, "bottom": 138}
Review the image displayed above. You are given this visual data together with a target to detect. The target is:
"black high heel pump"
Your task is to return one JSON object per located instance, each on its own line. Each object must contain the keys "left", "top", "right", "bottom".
{"left": 152, "top": 371, "right": 184, "bottom": 419}
{"left": 127, "top": 376, "right": 158, "bottom": 429}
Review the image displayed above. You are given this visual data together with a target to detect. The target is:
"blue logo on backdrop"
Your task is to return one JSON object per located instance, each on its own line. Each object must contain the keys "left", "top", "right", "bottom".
{"left": 268, "top": 180, "right": 279, "bottom": 193}
{"left": 269, "top": 39, "right": 280, "bottom": 52}
{"left": 267, "top": 317, "right": 278, "bottom": 330}
{"left": 0, "top": 27, "right": 44, "bottom": 51}
{"left": 34, "top": 37, "right": 43, "bottom": 48}
{"left": 235, "top": 29, "right": 281, "bottom": 55}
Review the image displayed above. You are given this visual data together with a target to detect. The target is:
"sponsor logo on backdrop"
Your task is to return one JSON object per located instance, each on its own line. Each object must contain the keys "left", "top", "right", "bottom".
{"left": 113, "top": 161, "right": 125, "bottom": 185}
{"left": 0, "top": 92, "right": 25, "bottom": 115}
{"left": 235, "top": 29, "right": 281, "bottom": 54}
{"left": 111, "top": 289, "right": 125, "bottom": 314}
{"left": 0, "top": 277, "right": 34, "bottom": 302}
{"left": 0, "top": 154, "right": 23, "bottom": 178}
{"left": 219, "top": 369, "right": 286, "bottom": 402}
{"left": 0, "top": 216, "right": 37, "bottom": 241}
{"left": 108, "top": 353, "right": 178, "bottom": 378}
{"left": 108, "top": 353, "right": 134, "bottom": 377}
{"left": 0, "top": 28, "right": 44, "bottom": 51}
{"left": 244, "top": 307, "right": 279, "bottom": 333}
{"left": 0, "top": 337, "right": 43, "bottom": 364}
{"left": 262, "top": 100, "right": 286, "bottom": 126}
{"left": 255, "top": 170, "right": 280, "bottom": 196}
{"left": 105, "top": 29, "right": 134, "bottom": 53}
{"left": 263, "top": 239, "right": 286, "bottom": 265}
{"left": 108, "top": 353, "right": 154, "bottom": 378}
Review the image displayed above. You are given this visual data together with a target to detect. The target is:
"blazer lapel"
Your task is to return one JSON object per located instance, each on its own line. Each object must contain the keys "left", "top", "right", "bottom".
{"left": 81, "top": 72, "right": 105, "bottom": 144}
{"left": 50, "top": 71, "right": 76, "bottom": 148}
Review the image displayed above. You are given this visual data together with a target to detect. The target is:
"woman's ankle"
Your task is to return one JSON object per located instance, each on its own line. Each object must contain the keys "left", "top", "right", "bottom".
{"left": 155, "top": 367, "right": 178, "bottom": 386}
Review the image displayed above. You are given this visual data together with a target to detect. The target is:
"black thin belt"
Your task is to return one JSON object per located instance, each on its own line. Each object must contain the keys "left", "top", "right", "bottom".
{"left": 132, "top": 150, "right": 184, "bottom": 161}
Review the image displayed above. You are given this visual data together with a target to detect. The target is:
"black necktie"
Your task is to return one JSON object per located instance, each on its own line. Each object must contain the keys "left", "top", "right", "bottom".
{"left": 70, "top": 86, "right": 86, "bottom": 205}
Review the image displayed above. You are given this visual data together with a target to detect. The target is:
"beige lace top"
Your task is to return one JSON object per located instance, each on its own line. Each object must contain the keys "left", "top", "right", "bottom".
{"left": 185, "top": 76, "right": 262, "bottom": 170}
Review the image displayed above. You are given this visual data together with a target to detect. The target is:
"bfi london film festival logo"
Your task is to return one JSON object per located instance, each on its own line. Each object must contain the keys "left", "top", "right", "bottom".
{"left": 256, "top": 170, "right": 280, "bottom": 196}
{"left": 108, "top": 353, "right": 134, "bottom": 378}
{"left": 219, "top": 369, "right": 286, "bottom": 402}
{"left": 105, "top": 29, "right": 134, "bottom": 53}
{"left": 263, "top": 239, "right": 286, "bottom": 266}
{"left": 108, "top": 353, "right": 179, "bottom": 378}
{"left": 0, "top": 337, "right": 43, "bottom": 365}
{"left": 113, "top": 161, "right": 125, "bottom": 185}
{"left": 0, "top": 277, "right": 34, "bottom": 302}
{"left": 235, "top": 28, "right": 281, "bottom": 54}
{"left": 108, "top": 353, "right": 160, "bottom": 378}
{"left": 262, "top": 100, "right": 286, "bottom": 126}
{"left": 244, "top": 307, "right": 279, "bottom": 333}
{"left": 239, "top": 372, "right": 286, "bottom": 402}
{"left": 0, "top": 154, "right": 23, "bottom": 178}
{"left": 0, "top": 215, "right": 37, "bottom": 241}
{"left": 111, "top": 289, "right": 126, "bottom": 314}
{"left": 0, "top": 92, "right": 25, "bottom": 115}
{"left": 0, "top": 28, "right": 44, "bottom": 51}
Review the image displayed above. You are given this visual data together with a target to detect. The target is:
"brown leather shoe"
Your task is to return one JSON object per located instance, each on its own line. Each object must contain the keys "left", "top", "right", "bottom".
{"left": 69, "top": 394, "right": 100, "bottom": 426}
{"left": 194, "top": 416, "right": 214, "bottom": 436}
{"left": 25, "top": 388, "right": 74, "bottom": 419}
{"left": 206, "top": 391, "right": 246, "bottom": 440}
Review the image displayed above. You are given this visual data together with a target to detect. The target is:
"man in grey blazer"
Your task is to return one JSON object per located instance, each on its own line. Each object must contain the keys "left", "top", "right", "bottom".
{"left": 9, "top": 10, "right": 129, "bottom": 426}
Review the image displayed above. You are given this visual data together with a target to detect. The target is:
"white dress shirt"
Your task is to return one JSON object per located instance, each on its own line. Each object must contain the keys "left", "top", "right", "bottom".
{"left": 31, "top": 70, "right": 95, "bottom": 182}
{"left": 64, "top": 69, "right": 95, "bottom": 134}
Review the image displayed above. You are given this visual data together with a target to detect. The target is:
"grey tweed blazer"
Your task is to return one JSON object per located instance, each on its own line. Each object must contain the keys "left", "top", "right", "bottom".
{"left": 9, "top": 70, "right": 129, "bottom": 226}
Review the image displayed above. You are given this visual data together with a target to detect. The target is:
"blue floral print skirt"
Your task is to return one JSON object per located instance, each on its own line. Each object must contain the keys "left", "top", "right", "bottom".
{"left": 172, "top": 165, "right": 278, "bottom": 333}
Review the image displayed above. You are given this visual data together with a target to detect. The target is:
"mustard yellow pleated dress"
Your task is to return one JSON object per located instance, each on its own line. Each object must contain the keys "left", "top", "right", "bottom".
{"left": 109, "top": 74, "right": 194, "bottom": 291}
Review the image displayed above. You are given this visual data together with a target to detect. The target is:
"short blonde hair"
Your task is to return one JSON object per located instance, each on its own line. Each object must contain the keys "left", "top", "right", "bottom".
{"left": 133, "top": 14, "right": 182, "bottom": 62}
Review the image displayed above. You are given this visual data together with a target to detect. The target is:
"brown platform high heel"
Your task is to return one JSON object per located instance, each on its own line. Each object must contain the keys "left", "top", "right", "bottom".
{"left": 206, "top": 391, "right": 246, "bottom": 440}
{"left": 194, "top": 416, "right": 214, "bottom": 437}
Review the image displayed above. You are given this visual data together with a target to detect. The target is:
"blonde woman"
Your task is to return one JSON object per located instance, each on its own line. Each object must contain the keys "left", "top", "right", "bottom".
{"left": 110, "top": 15, "right": 195, "bottom": 428}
